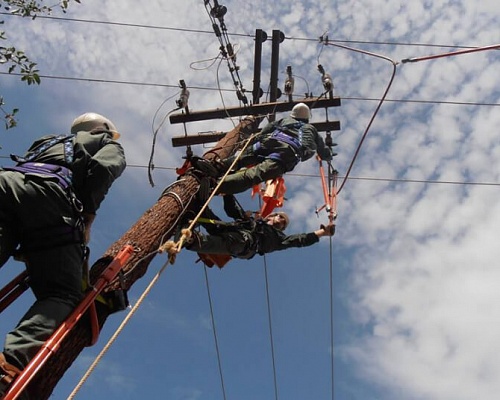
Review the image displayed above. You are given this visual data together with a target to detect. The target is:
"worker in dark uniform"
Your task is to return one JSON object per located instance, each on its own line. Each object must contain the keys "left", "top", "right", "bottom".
{"left": 192, "top": 103, "right": 334, "bottom": 194}
{"left": 184, "top": 195, "right": 335, "bottom": 260}
{"left": 0, "top": 113, "right": 126, "bottom": 397}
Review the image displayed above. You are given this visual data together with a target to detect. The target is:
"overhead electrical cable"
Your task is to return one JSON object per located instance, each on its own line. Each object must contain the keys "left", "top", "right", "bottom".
{"left": 0, "top": 12, "right": 485, "bottom": 51}
{"left": 0, "top": 156, "right": 496, "bottom": 187}
{"left": 1, "top": 72, "right": 496, "bottom": 108}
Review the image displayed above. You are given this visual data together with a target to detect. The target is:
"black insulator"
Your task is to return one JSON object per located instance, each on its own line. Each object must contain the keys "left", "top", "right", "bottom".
{"left": 253, "top": 87, "right": 264, "bottom": 100}
{"left": 212, "top": 23, "right": 221, "bottom": 37}
{"left": 325, "top": 134, "right": 333, "bottom": 147}
{"left": 210, "top": 4, "right": 227, "bottom": 19}
{"left": 325, "top": 132, "right": 338, "bottom": 149}
{"left": 227, "top": 43, "right": 235, "bottom": 60}
{"left": 236, "top": 90, "right": 248, "bottom": 104}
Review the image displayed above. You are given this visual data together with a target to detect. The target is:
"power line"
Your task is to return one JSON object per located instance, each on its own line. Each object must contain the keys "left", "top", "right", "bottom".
{"left": 122, "top": 164, "right": 500, "bottom": 188}
{"left": 0, "top": 12, "right": 485, "bottom": 51}
{"left": 0, "top": 157, "right": 488, "bottom": 188}
{"left": 343, "top": 96, "right": 500, "bottom": 108}
{"left": 0, "top": 71, "right": 498, "bottom": 108}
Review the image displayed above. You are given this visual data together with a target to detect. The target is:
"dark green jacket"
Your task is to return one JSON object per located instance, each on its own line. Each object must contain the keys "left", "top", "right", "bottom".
{"left": 195, "top": 206, "right": 320, "bottom": 259}
{"left": 254, "top": 223, "right": 319, "bottom": 255}
{"left": 23, "top": 129, "right": 126, "bottom": 214}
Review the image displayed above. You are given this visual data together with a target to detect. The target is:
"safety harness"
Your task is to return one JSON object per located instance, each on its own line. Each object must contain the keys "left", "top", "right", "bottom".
{"left": 6, "top": 162, "right": 73, "bottom": 190}
{"left": 4, "top": 134, "right": 86, "bottom": 253}
{"left": 7, "top": 134, "right": 76, "bottom": 191}
{"left": 270, "top": 128, "right": 302, "bottom": 155}
{"left": 250, "top": 122, "right": 306, "bottom": 170}
{"left": 10, "top": 134, "right": 75, "bottom": 164}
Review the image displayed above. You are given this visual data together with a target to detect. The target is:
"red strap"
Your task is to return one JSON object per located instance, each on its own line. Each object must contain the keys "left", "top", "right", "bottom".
{"left": 259, "top": 177, "right": 286, "bottom": 218}
{"left": 197, "top": 253, "right": 232, "bottom": 269}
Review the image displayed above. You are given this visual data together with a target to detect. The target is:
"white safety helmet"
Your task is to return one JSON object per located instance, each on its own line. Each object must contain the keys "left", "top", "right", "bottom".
{"left": 290, "top": 103, "right": 311, "bottom": 121}
{"left": 71, "top": 112, "right": 120, "bottom": 139}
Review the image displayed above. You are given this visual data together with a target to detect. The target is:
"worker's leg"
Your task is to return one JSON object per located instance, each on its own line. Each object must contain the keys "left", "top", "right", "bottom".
{"left": 3, "top": 243, "right": 84, "bottom": 370}
{"left": 220, "top": 151, "right": 262, "bottom": 172}
{"left": 2, "top": 176, "right": 84, "bottom": 370}
{"left": 187, "top": 230, "right": 253, "bottom": 257}
{"left": 0, "top": 224, "right": 18, "bottom": 268}
{"left": 217, "top": 158, "right": 286, "bottom": 195}
{"left": 0, "top": 172, "right": 23, "bottom": 268}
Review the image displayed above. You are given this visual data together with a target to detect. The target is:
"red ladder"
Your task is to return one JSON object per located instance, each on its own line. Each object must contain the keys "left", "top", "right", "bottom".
{"left": 1, "top": 244, "right": 134, "bottom": 400}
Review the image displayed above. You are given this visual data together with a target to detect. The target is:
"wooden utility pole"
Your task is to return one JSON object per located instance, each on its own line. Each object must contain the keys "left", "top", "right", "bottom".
{"left": 26, "top": 118, "right": 256, "bottom": 399}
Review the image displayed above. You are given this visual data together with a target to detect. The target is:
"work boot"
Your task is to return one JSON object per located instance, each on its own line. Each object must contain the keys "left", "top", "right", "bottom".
{"left": 190, "top": 156, "right": 225, "bottom": 178}
{"left": 0, "top": 352, "right": 22, "bottom": 396}
{"left": 241, "top": 115, "right": 263, "bottom": 136}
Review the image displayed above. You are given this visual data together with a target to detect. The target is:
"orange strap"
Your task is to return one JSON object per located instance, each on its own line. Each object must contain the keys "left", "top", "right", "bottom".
{"left": 251, "top": 177, "right": 287, "bottom": 218}
{"left": 317, "top": 156, "right": 338, "bottom": 223}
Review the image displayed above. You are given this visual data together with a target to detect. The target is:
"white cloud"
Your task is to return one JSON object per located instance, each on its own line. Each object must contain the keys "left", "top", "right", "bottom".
{"left": 1, "top": 0, "right": 499, "bottom": 399}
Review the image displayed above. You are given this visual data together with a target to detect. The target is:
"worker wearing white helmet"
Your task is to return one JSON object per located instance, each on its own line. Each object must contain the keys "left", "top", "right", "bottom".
{"left": 193, "top": 102, "right": 334, "bottom": 195}
{"left": 289, "top": 102, "right": 311, "bottom": 120}
{"left": 0, "top": 112, "right": 126, "bottom": 395}
{"left": 71, "top": 112, "right": 121, "bottom": 140}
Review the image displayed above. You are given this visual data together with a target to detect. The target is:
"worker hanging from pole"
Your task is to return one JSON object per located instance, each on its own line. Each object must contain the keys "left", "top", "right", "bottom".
{"left": 166, "top": 191, "right": 335, "bottom": 269}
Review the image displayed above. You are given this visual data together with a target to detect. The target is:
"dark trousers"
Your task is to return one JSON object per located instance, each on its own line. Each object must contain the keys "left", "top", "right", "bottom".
{"left": 0, "top": 171, "right": 83, "bottom": 370}
{"left": 217, "top": 138, "right": 298, "bottom": 195}
{"left": 187, "top": 229, "right": 256, "bottom": 259}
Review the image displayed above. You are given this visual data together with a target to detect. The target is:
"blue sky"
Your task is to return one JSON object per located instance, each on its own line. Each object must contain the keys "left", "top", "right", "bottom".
{"left": 0, "top": 0, "right": 499, "bottom": 399}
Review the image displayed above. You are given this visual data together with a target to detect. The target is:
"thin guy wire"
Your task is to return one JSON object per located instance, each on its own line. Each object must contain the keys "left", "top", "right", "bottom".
{"left": 255, "top": 192, "right": 279, "bottom": 400}
{"left": 203, "top": 265, "right": 227, "bottom": 400}
{"left": 262, "top": 255, "right": 279, "bottom": 400}
{"left": 328, "top": 236, "right": 335, "bottom": 400}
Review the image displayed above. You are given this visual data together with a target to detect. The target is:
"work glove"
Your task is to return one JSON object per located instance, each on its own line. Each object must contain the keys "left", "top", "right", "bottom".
{"left": 320, "top": 223, "right": 336, "bottom": 237}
